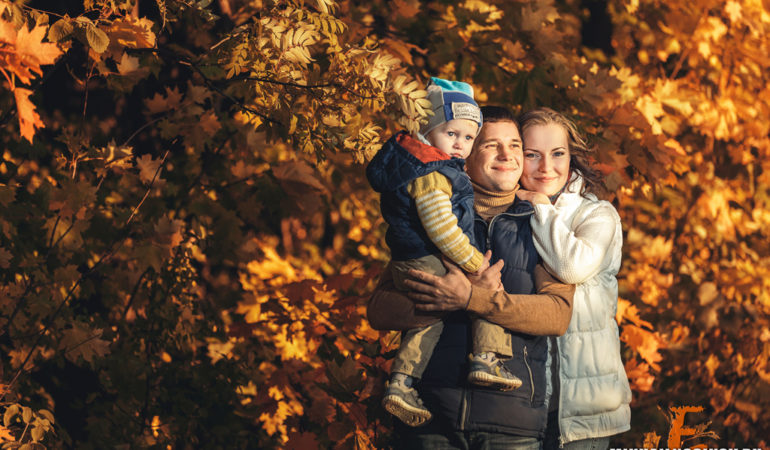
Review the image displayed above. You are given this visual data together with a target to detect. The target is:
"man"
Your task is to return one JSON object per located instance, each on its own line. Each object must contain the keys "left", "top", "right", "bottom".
{"left": 367, "top": 106, "right": 576, "bottom": 449}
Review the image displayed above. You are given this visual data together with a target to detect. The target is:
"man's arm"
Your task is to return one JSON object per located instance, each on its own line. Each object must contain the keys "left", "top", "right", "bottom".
{"left": 405, "top": 262, "right": 575, "bottom": 336}
{"left": 467, "top": 265, "right": 575, "bottom": 336}
{"left": 366, "top": 263, "right": 444, "bottom": 331}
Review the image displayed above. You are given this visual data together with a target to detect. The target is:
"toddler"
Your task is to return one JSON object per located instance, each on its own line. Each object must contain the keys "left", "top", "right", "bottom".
{"left": 366, "top": 77, "right": 521, "bottom": 427}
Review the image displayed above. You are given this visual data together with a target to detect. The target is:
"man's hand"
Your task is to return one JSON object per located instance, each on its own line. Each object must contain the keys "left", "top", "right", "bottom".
{"left": 404, "top": 259, "right": 472, "bottom": 312}
{"left": 468, "top": 251, "right": 504, "bottom": 291}
{"left": 516, "top": 189, "right": 550, "bottom": 205}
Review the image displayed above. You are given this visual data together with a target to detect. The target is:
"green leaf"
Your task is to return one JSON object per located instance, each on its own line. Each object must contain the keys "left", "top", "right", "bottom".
{"left": 85, "top": 24, "right": 110, "bottom": 53}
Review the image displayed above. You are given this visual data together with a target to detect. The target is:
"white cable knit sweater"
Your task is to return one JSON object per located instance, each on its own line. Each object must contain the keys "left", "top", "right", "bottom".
{"left": 530, "top": 174, "right": 632, "bottom": 445}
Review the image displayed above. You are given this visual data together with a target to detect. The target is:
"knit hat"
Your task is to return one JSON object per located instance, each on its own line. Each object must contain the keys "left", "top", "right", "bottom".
{"left": 420, "top": 77, "right": 483, "bottom": 137}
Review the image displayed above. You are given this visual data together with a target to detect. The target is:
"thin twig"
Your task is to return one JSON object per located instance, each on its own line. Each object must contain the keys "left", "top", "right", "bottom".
{"left": 121, "top": 116, "right": 167, "bottom": 147}
{"left": 121, "top": 267, "right": 152, "bottom": 320}
{"left": 125, "top": 149, "right": 170, "bottom": 225}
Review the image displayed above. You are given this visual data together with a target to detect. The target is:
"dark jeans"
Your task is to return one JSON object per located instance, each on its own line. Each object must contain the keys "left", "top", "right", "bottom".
{"left": 543, "top": 410, "right": 610, "bottom": 450}
{"left": 397, "top": 419, "right": 541, "bottom": 450}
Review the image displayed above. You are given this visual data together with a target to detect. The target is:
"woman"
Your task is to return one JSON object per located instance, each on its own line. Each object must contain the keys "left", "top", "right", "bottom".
{"left": 515, "top": 107, "right": 631, "bottom": 449}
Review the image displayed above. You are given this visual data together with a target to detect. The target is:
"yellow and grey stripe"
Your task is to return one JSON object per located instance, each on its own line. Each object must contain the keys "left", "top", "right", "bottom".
{"left": 407, "top": 172, "right": 483, "bottom": 273}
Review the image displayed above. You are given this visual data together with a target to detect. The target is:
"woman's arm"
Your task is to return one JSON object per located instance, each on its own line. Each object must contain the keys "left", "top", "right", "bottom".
{"left": 530, "top": 201, "right": 620, "bottom": 284}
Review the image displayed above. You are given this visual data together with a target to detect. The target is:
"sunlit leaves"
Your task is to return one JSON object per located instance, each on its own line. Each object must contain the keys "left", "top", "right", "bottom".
{"left": 0, "top": 17, "right": 63, "bottom": 142}
{"left": 0, "top": 0, "right": 768, "bottom": 447}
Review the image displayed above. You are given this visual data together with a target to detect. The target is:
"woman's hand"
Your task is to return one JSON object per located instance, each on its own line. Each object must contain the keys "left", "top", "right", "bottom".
{"left": 516, "top": 189, "right": 550, "bottom": 205}
{"left": 404, "top": 258, "right": 472, "bottom": 312}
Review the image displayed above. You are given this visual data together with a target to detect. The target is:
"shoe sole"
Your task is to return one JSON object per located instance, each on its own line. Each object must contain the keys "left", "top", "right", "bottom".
{"left": 468, "top": 371, "right": 523, "bottom": 391}
{"left": 382, "top": 395, "right": 432, "bottom": 427}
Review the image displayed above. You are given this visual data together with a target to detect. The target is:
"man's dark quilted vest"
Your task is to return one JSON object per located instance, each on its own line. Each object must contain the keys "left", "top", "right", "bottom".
{"left": 366, "top": 132, "right": 478, "bottom": 260}
{"left": 413, "top": 198, "right": 549, "bottom": 437}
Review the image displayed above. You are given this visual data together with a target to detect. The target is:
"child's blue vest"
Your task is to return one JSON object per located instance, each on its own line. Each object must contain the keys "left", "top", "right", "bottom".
{"left": 366, "top": 131, "right": 477, "bottom": 260}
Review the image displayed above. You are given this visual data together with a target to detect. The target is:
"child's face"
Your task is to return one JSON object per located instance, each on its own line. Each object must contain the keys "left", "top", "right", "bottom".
{"left": 425, "top": 119, "right": 478, "bottom": 159}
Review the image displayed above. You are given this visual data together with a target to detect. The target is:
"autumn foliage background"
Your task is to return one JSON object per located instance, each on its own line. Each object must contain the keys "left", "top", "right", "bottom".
{"left": 0, "top": 0, "right": 768, "bottom": 447}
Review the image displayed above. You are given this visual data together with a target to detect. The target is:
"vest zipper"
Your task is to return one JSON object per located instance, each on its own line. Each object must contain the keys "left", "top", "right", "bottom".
{"left": 554, "top": 337, "right": 565, "bottom": 448}
{"left": 523, "top": 346, "right": 534, "bottom": 404}
{"left": 483, "top": 210, "right": 533, "bottom": 247}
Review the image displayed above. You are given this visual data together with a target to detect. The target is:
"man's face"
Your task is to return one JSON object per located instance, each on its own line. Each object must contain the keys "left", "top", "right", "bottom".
{"left": 465, "top": 121, "right": 523, "bottom": 192}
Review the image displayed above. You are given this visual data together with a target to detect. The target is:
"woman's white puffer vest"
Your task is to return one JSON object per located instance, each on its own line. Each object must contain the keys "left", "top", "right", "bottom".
{"left": 530, "top": 175, "right": 632, "bottom": 445}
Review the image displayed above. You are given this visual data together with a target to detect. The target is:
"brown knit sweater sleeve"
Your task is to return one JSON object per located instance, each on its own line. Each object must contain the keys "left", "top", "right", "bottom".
{"left": 466, "top": 264, "right": 575, "bottom": 336}
{"left": 367, "top": 263, "right": 575, "bottom": 335}
{"left": 366, "top": 263, "right": 444, "bottom": 331}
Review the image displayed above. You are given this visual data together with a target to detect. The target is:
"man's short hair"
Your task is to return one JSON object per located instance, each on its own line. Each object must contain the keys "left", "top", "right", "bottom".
{"left": 479, "top": 106, "right": 517, "bottom": 124}
{"left": 478, "top": 106, "right": 520, "bottom": 136}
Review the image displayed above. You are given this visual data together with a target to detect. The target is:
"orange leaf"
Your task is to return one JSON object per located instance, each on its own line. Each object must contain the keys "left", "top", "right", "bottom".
{"left": 0, "top": 20, "right": 62, "bottom": 85}
{"left": 136, "top": 153, "right": 163, "bottom": 184}
{"left": 16, "top": 23, "right": 62, "bottom": 67}
{"left": 0, "top": 424, "right": 14, "bottom": 442}
{"left": 285, "top": 431, "right": 320, "bottom": 450}
{"left": 144, "top": 87, "right": 183, "bottom": 114}
{"left": 616, "top": 297, "right": 653, "bottom": 329}
{"left": 0, "top": 247, "right": 11, "bottom": 269}
{"left": 154, "top": 215, "right": 185, "bottom": 248}
{"left": 621, "top": 324, "right": 663, "bottom": 371}
{"left": 60, "top": 324, "right": 112, "bottom": 364}
{"left": 391, "top": 0, "right": 421, "bottom": 19}
{"left": 625, "top": 358, "right": 655, "bottom": 392}
{"left": 105, "top": 16, "right": 156, "bottom": 50}
{"left": 642, "top": 431, "right": 661, "bottom": 448}
{"left": 13, "top": 88, "right": 43, "bottom": 143}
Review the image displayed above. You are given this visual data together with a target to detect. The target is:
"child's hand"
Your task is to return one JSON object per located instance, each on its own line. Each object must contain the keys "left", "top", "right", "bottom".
{"left": 516, "top": 189, "right": 550, "bottom": 205}
{"left": 468, "top": 250, "right": 504, "bottom": 291}
{"left": 474, "top": 255, "right": 490, "bottom": 275}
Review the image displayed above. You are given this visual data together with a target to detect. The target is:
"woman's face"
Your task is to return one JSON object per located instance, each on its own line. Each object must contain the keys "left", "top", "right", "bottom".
{"left": 520, "top": 123, "right": 571, "bottom": 196}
